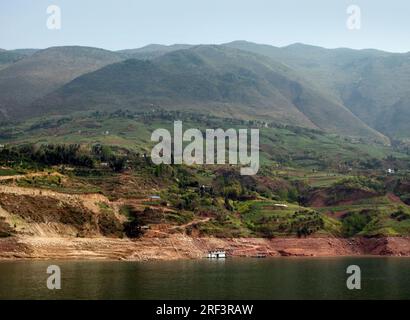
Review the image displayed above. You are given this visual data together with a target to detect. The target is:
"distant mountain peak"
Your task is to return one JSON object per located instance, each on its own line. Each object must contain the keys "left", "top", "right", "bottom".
{"left": 225, "top": 40, "right": 256, "bottom": 45}
{"left": 118, "top": 44, "right": 192, "bottom": 57}
{"left": 284, "top": 43, "right": 328, "bottom": 51}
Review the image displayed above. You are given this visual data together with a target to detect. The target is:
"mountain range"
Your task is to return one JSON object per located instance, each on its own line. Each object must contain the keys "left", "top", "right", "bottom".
{"left": 0, "top": 41, "right": 409, "bottom": 142}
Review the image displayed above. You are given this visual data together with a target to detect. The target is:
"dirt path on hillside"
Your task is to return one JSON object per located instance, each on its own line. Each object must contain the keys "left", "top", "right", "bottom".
{"left": 143, "top": 218, "right": 211, "bottom": 238}
{"left": 170, "top": 217, "right": 211, "bottom": 230}
{"left": 387, "top": 193, "right": 409, "bottom": 206}
{"left": 120, "top": 198, "right": 176, "bottom": 213}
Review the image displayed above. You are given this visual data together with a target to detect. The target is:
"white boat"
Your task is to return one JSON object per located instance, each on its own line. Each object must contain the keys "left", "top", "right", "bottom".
{"left": 207, "top": 250, "right": 226, "bottom": 259}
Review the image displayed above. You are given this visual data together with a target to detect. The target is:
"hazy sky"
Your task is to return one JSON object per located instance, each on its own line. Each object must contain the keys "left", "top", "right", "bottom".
{"left": 1, "top": 0, "right": 409, "bottom": 52}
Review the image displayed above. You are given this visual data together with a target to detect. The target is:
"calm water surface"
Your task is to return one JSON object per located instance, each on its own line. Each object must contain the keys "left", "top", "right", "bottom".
{"left": 0, "top": 257, "right": 410, "bottom": 300}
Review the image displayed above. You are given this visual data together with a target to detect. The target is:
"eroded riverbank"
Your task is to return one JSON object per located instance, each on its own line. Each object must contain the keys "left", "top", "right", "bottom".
{"left": 1, "top": 235, "right": 410, "bottom": 261}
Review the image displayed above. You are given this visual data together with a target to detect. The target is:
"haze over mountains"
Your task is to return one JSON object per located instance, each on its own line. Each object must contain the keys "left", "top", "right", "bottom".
{"left": 0, "top": 41, "right": 409, "bottom": 142}
{"left": 0, "top": 47, "right": 122, "bottom": 120}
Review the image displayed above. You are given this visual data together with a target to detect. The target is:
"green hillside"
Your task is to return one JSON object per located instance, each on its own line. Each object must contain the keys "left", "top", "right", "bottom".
{"left": 0, "top": 42, "right": 408, "bottom": 140}
{"left": 32, "top": 45, "right": 384, "bottom": 141}
{"left": 0, "top": 46, "right": 124, "bottom": 121}
{"left": 1, "top": 42, "right": 407, "bottom": 141}
{"left": 0, "top": 110, "right": 405, "bottom": 170}
{"left": 1, "top": 110, "right": 410, "bottom": 238}
{"left": 224, "top": 41, "right": 410, "bottom": 140}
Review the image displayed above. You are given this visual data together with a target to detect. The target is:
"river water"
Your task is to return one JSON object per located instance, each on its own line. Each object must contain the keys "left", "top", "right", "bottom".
{"left": 0, "top": 257, "right": 409, "bottom": 300}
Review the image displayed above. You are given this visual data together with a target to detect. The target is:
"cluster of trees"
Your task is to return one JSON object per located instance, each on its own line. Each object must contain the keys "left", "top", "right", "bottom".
{"left": 0, "top": 144, "right": 94, "bottom": 168}
{"left": 250, "top": 210, "right": 325, "bottom": 238}
{"left": 290, "top": 211, "right": 325, "bottom": 238}
{"left": 342, "top": 211, "right": 372, "bottom": 237}
{"left": 34, "top": 144, "right": 94, "bottom": 167}
{"left": 0, "top": 143, "right": 135, "bottom": 173}
{"left": 29, "top": 117, "right": 72, "bottom": 131}
{"left": 390, "top": 209, "right": 410, "bottom": 222}
{"left": 359, "top": 158, "right": 383, "bottom": 170}
{"left": 334, "top": 177, "right": 385, "bottom": 194}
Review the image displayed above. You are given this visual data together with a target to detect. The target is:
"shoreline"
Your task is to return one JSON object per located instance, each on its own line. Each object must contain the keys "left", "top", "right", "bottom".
{"left": 2, "top": 235, "right": 410, "bottom": 261}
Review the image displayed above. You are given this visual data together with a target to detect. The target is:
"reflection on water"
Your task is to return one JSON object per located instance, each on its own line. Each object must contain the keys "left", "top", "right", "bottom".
{"left": 0, "top": 257, "right": 410, "bottom": 299}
